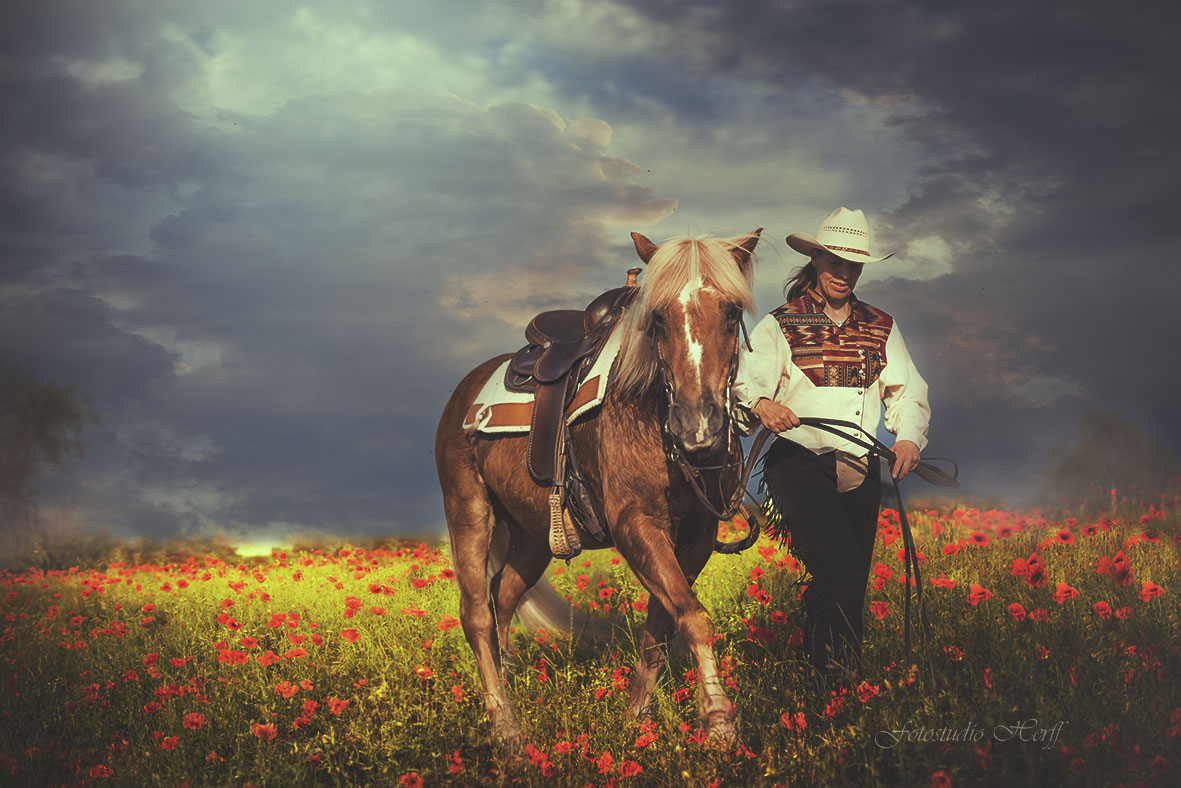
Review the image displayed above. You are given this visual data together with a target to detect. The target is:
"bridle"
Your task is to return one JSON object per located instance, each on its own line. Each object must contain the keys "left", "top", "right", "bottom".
{"left": 649, "top": 309, "right": 768, "bottom": 527}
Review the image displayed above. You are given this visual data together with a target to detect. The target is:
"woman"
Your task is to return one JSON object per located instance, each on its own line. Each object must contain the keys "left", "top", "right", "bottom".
{"left": 733, "top": 206, "right": 931, "bottom": 683}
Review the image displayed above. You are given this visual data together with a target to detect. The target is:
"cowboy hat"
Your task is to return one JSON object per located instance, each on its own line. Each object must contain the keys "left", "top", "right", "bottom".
{"left": 786, "top": 206, "right": 894, "bottom": 263}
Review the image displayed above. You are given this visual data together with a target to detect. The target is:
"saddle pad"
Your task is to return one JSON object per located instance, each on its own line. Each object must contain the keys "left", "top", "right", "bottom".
{"left": 464, "top": 323, "right": 624, "bottom": 434}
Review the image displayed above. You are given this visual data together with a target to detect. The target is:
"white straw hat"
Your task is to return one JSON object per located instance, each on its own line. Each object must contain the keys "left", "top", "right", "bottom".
{"left": 786, "top": 206, "right": 894, "bottom": 263}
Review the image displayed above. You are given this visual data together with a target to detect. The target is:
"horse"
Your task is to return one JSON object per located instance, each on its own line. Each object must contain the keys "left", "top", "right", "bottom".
{"left": 434, "top": 228, "right": 762, "bottom": 746}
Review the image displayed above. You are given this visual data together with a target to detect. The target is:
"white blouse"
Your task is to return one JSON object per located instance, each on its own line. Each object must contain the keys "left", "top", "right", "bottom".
{"left": 732, "top": 304, "right": 931, "bottom": 457}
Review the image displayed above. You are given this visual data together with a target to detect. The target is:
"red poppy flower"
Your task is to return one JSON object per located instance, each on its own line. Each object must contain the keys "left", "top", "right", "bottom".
{"left": 89, "top": 764, "right": 115, "bottom": 778}
{"left": 1006, "top": 603, "right": 1026, "bottom": 621}
{"left": 1053, "top": 529, "right": 1075, "bottom": 545}
{"left": 931, "top": 574, "right": 957, "bottom": 589}
{"left": 780, "top": 709, "right": 807, "bottom": 729}
{"left": 398, "top": 772, "right": 424, "bottom": 788}
{"left": 159, "top": 736, "right": 178, "bottom": 751}
{"left": 1139, "top": 581, "right": 1165, "bottom": 602}
{"left": 597, "top": 751, "right": 614, "bottom": 774}
{"left": 446, "top": 749, "right": 464, "bottom": 774}
{"left": 414, "top": 665, "right": 435, "bottom": 680}
{"left": 400, "top": 607, "right": 427, "bottom": 618}
{"left": 967, "top": 585, "right": 993, "bottom": 605}
{"left": 182, "top": 713, "right": 207, "bottom": 729}
{"left": 931, "top": 769, "right": 952, "bottom": 788}
{"left": 1093, "top": 601, "right": 1112, "bottom": 619}
{"left": 1052, "top": 583, "right": 1080, "bottom": 603}
{"left": 1029, "top": 608, "right": 1050, "bottom": 622}
{"left": 620, "top": 760, "right": 643, "bottom": 777}
{"left": 283, "top": 647, "right": 308, "bottom": 660}
{"left": 450, "top": 684, "right": 464, "bottom": 703}
{"left": 869, "top": 601, "right": 891, "bottom": 620}
{"left": 968, "top": 531, "right": 989, "bottom": 547}
{"left": 275, "top": 681, "right": 299, "bottom": 699}
{"left": 341, "top": 628, "right": 360, "bottom": 643}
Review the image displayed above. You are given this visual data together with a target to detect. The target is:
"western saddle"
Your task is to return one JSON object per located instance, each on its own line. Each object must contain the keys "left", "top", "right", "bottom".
{"left": 505, "top": 267, "right": 641, "bottom": 558}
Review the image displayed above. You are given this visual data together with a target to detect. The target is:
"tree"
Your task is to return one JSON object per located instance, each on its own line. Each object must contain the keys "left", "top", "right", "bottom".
{"left": 1039, "top": 410, "right": 1180, "bottom": 512}
{"left": 0, "top": 360, "right": 100, "bottom": 539}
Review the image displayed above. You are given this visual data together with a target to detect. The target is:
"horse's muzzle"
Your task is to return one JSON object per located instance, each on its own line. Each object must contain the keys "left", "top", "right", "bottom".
{"left": 668, "top": 395, "right": 727, "bottom": 454}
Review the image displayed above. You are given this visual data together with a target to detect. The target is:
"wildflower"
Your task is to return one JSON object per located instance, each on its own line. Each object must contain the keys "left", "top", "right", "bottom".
{"left": 1006, "top": 603, "right": 1026, "bottom": 621}
{"left": 1029, "top": 608, "right": 1050, "bottom": 622}
{"left": 968, "top": 531, "right": 989, "bottom": 547}
{"left": 780, "top": 710, "right": 807, "bottom": 730}
{"left": 341, "top": 628, "right": 361, "bottom": 643}
{"left": 1053, "top": 529, "right": 1074, "bottom": 545}
{"left": 400, "top": 607, "right": 427, "bottom": 617}
{"left": 275, "top": 681, "right": 299, "bottom": 699}
{"left": 159, "top": 736, "right": 179, "bottom": 750}
{"left": 1139, "top": 581, "right": 1165, "bottom": 602}
{"left": 1115, "top": 606, "right": 1134, "bottom": 620}
{"left": 620, "top": 760, "right": 643, "bottom": 778}
{"left": 931, "top": 770, "right": 952, "bottom": 788}
{"left": 399, "top": 772, "right": 424, "bottom": 788}
{"left": 251, "top": 722, "right": 277, "bottom": 740}
{"left": 597, "top": 751, "right": 614, "bottom": 774}
{"left": 89, "top": 764, "right": 114, "bottom": 778}
{"left": 437, "top": 614, "right": 461, "bottom": 630}
{"left": 326, "top": 697, "right": 349, "bottom": 715}
{"left": 869, "top": 601, "right": 891, "bottom": 620}
{"left": 182, "top": 713, "right": 207, "bottom": 729}
{"left": 944, "top": 645, "right": 963, "bottom": 661}
{"left": 450, "top": 684, "right": 464, "bottom": 703}
{"left": 931, "top": 574, "right": 957, "bottom": 589}
{"left": 967, "top": 585, "right": 993, "bottom": 605}
{"left": 446, "top": 749, "right": 464, "bottom": 774}
{"left": 283, "top": 647, "right": 308, "bottom": 660}
{"left": 1093, "top": 601, "right": 1113, "bottom": 619}
{"left": 1052, "top": 583, "right": 1080, "bottom": 603}
{"left": 414, "top": 666, "right": 435, "bottom": 680}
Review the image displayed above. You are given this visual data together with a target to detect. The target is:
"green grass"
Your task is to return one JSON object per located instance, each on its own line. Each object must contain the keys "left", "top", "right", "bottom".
{"left": 0, "top": 503, "right": 1178, "bottom": 787}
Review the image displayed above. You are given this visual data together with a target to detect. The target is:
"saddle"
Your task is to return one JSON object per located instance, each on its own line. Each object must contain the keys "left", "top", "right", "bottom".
{"left": 506, "top": 268, "right": 641, "bottom": 558}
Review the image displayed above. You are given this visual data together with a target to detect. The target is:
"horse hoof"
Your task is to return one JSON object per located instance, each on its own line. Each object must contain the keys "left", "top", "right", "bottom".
{"left": 704, "top": 720, "right": 738, "bottom": 750}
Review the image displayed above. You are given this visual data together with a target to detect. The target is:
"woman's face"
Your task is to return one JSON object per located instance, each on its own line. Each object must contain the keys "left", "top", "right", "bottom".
{"left": 812, "top": 250, "right": 864, "bottom": 307}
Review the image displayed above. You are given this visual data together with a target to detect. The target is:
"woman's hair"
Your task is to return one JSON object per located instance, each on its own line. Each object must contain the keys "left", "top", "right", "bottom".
{"left": 783, "top": 257, "right": 818, "bottom": 302}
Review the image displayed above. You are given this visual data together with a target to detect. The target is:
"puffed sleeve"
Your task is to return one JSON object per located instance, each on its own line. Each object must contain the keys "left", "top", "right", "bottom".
{"left": 731, "top": 313, "right": 790, "bottom": 435}
{"left": 880, "top": 320, "right": 931, "bottom": 451}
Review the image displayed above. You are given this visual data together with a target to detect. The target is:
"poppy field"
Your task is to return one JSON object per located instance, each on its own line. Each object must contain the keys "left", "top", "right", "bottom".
{"left": 1, "top": 495, "right": 1178, "bottom": 788}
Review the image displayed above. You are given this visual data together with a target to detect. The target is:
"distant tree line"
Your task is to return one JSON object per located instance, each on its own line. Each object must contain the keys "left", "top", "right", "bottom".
{"left": 0, "top": 359, "right": 100, "bottom": 542}
{"left": 1038, "top": 410, "right": 1180, "bottom": 513}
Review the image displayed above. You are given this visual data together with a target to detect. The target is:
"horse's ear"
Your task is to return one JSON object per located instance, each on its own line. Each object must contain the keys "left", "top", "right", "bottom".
{"left": 731, "top": 228, "right": 762, "bottom": 275}
{"left": 631, "top": 232, "right": 659, "bottom": 265}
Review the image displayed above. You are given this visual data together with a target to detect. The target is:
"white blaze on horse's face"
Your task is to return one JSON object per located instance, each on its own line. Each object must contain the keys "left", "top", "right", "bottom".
{"left": 661, "top": 279, "right": 736, "bottom": 455}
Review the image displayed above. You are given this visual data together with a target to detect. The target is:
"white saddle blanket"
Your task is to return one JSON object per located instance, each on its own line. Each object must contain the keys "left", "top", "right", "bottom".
{"left": 464, "top": 324, "right": 624, "bottom": 434}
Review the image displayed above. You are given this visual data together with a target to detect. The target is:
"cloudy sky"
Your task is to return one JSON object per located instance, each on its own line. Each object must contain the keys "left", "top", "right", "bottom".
{"left": 4, "top": 0, "right": 1178, "bottom": 543}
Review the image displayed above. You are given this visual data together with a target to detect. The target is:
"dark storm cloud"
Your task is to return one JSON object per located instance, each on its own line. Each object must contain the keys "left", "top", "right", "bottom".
{"left": 2, "top": 9, "right": 674, "bottom": 539}
{"left": 608, "top": 0, "right": 1181, "bottom": 500}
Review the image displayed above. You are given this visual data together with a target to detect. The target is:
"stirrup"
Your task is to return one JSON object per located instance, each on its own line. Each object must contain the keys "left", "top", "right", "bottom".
{"left": 547, "top": 487, "right": 582, "bottom": 560}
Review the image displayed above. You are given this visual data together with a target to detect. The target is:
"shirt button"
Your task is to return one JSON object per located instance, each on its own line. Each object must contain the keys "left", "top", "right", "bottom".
{"left": 855, "top": 411, "right": 861, "bottom": 416}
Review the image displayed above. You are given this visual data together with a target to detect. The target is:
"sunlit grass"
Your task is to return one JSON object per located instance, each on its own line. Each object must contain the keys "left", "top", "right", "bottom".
{"left": 1, "top": 500, "right": 1178, "bottom": 787}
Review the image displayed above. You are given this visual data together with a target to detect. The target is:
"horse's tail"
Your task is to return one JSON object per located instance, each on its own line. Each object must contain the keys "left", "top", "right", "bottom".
{"left": 488, "top": 522, "right": 615, "bottom": 642}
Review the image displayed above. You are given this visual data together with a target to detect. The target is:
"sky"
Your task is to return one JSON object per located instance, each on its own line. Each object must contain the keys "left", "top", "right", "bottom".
{"left": 3, "top": 0, "right": 1179, "bottom": 544}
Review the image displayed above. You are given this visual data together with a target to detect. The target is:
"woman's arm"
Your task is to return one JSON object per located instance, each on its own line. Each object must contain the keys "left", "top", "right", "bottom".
{"left": 881, "top": 321, "right": 931, "bottom": 477}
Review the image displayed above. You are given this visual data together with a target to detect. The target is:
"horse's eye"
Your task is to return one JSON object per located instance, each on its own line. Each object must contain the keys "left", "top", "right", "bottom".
{"left": 724, "top": 305, "right": 742, "bottom": 322}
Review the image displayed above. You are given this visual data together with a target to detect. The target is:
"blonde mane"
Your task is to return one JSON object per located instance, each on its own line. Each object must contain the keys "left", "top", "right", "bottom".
{"left": 613, "top": 233, "right": 757, "bottom": 397}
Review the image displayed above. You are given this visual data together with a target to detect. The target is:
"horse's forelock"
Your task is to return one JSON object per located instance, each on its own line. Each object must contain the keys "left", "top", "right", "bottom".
{"left": 613, "top": 234, "right": 756, "bottom": 396}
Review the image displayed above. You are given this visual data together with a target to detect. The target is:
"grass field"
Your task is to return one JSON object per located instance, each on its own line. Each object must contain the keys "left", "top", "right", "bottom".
{"left": 1, "top": 497, "right": 1178, "bottom": 787}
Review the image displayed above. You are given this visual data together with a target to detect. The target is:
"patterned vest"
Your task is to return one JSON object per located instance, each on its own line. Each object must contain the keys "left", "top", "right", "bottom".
{"left": 771, "top": 289, "right": 894, "bottom": 388}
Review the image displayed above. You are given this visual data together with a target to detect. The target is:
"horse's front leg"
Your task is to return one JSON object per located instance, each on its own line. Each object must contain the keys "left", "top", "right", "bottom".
{"left": 626, "top": 526, "right": 717, "bottom": 719}
{"left": 615, "top": 515, "right": 735, "bottom": 746}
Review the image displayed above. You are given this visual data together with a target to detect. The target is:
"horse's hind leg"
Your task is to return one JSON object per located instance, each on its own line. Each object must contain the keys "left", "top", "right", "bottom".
{"left": 440, "top": 466, "right": 523, "bottom": 742}
{"left": 489, "top": 515, "right": 553, "bottom": 651}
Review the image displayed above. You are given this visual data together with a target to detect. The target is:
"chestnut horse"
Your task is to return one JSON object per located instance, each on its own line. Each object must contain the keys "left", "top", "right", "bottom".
{"left": 434, "top": 229, "right": 761, "bottom": 745}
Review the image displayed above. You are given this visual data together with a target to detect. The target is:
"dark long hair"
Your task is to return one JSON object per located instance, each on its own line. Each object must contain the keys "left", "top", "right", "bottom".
{"left": 783, "top": 259, "right": 817, "bottom": 302}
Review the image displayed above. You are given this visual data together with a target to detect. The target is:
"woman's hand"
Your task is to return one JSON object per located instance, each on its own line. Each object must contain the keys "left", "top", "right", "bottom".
{"left": 752, "top": 398, "right": 800, "bottom": 433}
{"left": 891, "top": 440, "right": 921, "bottom": 480}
